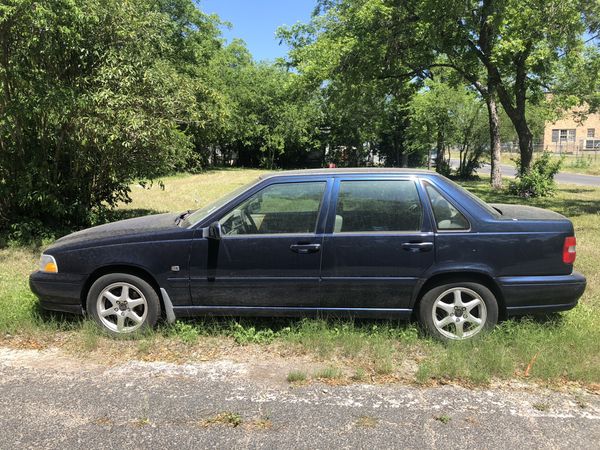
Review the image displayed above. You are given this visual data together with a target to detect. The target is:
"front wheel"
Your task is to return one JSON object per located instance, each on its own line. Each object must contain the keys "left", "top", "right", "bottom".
{"left": 86, "top": 273, "right": 161, "bottom": 336}
{"left": 419, "top": 282, "right": 498, "bottom": 341}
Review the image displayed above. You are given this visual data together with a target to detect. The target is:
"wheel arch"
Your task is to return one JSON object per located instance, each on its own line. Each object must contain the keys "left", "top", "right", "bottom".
{"left": 413, "top": 271, "right": 506, "bottom": 320}
{"left": 81, "top": 264, "right": 163, "bottom": 314}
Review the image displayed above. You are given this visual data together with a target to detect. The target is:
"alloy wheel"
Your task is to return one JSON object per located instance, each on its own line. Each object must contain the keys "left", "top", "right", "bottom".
{"left": 96, "top": 282, "right": 148, "bottom": 333}
{"left": 431, "top": 287, "right": 487, "bottom": 340}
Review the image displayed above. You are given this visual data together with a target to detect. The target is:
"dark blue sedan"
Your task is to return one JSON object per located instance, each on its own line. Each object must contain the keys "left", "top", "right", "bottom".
{"left": 30, "top": 169, "right": 586, "bottom": 340}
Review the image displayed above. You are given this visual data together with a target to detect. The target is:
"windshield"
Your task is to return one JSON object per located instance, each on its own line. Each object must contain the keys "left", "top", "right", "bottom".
{"left": 181, "top": 177, "right": 261, "bottom": 227}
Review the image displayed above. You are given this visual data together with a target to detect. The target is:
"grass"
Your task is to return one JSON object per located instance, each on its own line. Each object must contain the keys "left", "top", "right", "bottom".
{"left": 355, "top": 415, "right": 378, "bottom": 428}
{"left": 286, "top": 370, "right": 308, "bottom": 383}
{"left": 203, "top": 412, "right": 243, "bottom": 428}
{"left": 1, "top": 169, "right": 600, "bottom": 387}
{"left": 314, "top": 366, "right": 344, "bottom": 380}
{"left": 434, "top": 414, "right": 452, "bottom": 424}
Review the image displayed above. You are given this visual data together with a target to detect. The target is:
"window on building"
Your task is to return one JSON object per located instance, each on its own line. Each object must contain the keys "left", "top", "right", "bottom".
{"left": 585, "top": 139, "right": 600, "bottom": 149}
{"left": 588, "top": 128, "right": 595, "bottom": 138}
{"left": 552, "top": 129, "right": 576, "bottom": 143}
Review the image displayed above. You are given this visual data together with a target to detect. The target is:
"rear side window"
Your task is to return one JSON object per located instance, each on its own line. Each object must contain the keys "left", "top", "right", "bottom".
{"left": 219, "top": 182, "right": 326, "bottom": 235}
{"left": 424, "top": 183, "right": 470, "bottom": 230}
{"left": 334, "top": 180, "right": 422, "bottom": 233}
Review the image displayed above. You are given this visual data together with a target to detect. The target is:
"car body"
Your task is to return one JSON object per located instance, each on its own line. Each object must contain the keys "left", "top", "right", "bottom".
{"left": 30, "top": 168, "right": 586, "bottom": 340}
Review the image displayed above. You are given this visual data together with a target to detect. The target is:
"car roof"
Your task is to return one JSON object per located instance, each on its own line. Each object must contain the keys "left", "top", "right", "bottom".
{"left": 259, "top": 168, "right": 438, "bottom": 179}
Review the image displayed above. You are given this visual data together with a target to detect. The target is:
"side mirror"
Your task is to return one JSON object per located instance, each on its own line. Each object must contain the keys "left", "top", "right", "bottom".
{"left": 207, "top": 221, "right": 222, "bottom": 240}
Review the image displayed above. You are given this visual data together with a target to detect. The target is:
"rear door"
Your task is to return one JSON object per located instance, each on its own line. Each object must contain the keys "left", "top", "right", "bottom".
{"left": 320, "top": 177, "right": 434, "bottom": 310}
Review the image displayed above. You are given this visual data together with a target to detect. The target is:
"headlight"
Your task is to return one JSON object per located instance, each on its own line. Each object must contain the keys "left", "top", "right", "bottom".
{"left": 39, "top": 254, "right": 58, "bottom": 273}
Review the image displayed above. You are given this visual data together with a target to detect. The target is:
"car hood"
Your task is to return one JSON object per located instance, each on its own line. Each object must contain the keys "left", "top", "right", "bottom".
{"left": 49, "top": 212, "right": 181, "bottom": 250}
{"left": 490, "top": 203, "right": 568, "bottom": 221}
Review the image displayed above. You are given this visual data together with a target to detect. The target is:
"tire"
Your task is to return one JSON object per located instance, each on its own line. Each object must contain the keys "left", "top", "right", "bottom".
{"left": 419, "top": 281, "right": 498, "bottom": 342}
{"left": 86, "top": 273, "right": 161, "bottom": 336}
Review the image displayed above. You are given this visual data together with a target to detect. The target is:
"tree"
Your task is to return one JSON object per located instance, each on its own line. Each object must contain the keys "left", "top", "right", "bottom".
{"left": 407, "top": 79, "right": 488, "bottom": 178}
{"left": 281, "top": 0, "right": 599, "bottom": 177}
{"left": 404, "top": 0, "right": 596, "bottom": 173}
{"left": 0, "top": 0, "right": 223, "bottom": 234}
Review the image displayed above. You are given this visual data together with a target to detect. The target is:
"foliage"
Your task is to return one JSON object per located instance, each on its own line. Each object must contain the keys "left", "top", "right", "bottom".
{"left": 508, "top": 152, "right": 563, "bottom": 198}
{"left": 230, "top": 321, "right": 277, "bottom": 345}
{"left": 0, "top": 1, "right": 325, "bottom": 237}
{"left": 286, "top": 370, "right": 308, "bottom": 383}
{"left": 281, "top": 0, "right": 599, "bottom": 174}
{"left": 0, "top": 0, "right": 222, "bottom": 236}
{"left": 406, "top": 79, "right": 488, "bottom": 178}
{"left": 170, "top": 321, "right": 200, "bottom": 344}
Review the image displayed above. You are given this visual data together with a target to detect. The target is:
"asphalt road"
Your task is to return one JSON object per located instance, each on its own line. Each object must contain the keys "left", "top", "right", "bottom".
{"left": 477, "top": 163, "right": 600, "bottom": 187}
{"left": 449, "top": 159, "right": 600, "bottom": 186}
{"left": 1, "top": 348, "right": 599, "bottom": 449}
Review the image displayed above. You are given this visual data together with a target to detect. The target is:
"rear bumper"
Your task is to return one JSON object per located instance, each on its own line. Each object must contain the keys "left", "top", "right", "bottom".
{"left": 498, "top": 272, "right": 586, "bottom": 315}
{"left": 29, "top": 271, "right": 84, "bottom": 315}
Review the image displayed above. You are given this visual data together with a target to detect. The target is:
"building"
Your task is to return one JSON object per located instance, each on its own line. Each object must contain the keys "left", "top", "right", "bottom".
{"left": 542, "top": 108, "right": 600, "bottom": 153}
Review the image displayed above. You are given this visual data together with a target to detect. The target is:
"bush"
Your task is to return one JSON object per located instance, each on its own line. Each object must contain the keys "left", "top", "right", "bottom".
{"left": 570, "top": 156, "right": 592, "bottom": 170}
{"left": 508, "top": 152, "right": 563, "bottom": 198}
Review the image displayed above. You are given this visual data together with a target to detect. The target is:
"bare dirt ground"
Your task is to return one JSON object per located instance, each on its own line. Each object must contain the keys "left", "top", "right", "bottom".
{"left": 1, "top": 347, "right": 599, "bottom": 449}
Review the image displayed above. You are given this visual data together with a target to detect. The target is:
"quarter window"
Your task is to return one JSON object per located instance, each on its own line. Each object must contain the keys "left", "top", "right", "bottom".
{"left": 334, "top": 180, "right": 422, "bottom": 233}
{"left": 424, "top": 183, "right": 470, "bottom": 230}
{"left": 219, "top": 182, "right": 326, "bottom": 235}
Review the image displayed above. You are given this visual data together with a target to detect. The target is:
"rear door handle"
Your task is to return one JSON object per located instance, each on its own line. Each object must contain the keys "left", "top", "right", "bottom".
{"left": 290, "top": 243, "right": 321, "bottom": 254}
{"left": 402, "top": 242, "right": 434, "bottom": 252}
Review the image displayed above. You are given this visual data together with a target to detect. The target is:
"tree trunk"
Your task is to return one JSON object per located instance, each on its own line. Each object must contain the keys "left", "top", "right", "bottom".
{"left": 401, "top": 151, "right": 408, "bottom": 167}
{"left": 515, "top": 119, "right": 533, "bottom": 174}
{"left": 435, "top": 130, "right": 444, "bottom": 173}
{"left": 486, "top": 93, "right": 502, "bottom": 189}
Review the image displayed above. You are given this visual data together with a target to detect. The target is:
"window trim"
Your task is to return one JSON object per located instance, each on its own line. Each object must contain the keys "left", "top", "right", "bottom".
{"left": 215, "top": 179, "right": 330, "bottom": 238}
{"left": 422, "top": 180, "right": 472, "bottom": 233}
{"left": 329, "top": 177, "right": 425, "bottom": 235}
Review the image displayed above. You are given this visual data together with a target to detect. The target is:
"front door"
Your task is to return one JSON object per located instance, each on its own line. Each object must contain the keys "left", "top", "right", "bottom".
{"left": 189, "top": 179, "right": 330, "bottom": 308}
{"left": 320, "top": 178, "right": 434, "bottom": 310}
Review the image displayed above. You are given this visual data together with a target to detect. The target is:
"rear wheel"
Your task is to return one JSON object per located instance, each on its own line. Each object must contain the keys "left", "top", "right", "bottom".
{"left": 86, "top": 273, "right": 160, "bottom": 336}
{"left": 419, "top": 281, "right": 498, "bottom": 341}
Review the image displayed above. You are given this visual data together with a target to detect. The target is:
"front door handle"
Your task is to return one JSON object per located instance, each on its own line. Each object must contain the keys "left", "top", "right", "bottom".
{"left": 290, "top": 243, "right": 321, "bottom": 254}
{"left": 402, "top": 242, "right": 434, "bottom": 253}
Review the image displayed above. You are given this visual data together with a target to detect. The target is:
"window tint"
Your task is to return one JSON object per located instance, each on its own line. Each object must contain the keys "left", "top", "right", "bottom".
{"left": 219, "top": 182, "right": 326, "bottom": 235}
{"left": 424, "top": 183, "right": 470, "bottom": 230}
{"left": 334, "top": 180, "right": 422, "bottom": 233}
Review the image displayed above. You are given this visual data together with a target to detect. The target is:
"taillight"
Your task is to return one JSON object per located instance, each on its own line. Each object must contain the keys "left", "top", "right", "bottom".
{"left": 563, "top": 236, "right": 576, "bottom": 264}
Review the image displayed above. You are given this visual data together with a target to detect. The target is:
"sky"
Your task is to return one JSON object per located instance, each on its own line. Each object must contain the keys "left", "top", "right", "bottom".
{"left": 199, "top": 1, "right": 315, "bottom": 61}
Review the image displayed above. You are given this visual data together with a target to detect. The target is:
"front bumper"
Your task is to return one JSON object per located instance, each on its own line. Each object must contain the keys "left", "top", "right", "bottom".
{"left": 498, "top": 271, "right": 586, "bottom": 315}
{"left": 29, "top": 271, "right": 85, "bottom": 315}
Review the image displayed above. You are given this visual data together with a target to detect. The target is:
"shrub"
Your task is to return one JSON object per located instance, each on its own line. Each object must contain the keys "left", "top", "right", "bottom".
{"left": 230, "top": 322, "right": 276, "bottom": 345}
{"left": 509, "top": 152, "right": 562, "bottom": 198}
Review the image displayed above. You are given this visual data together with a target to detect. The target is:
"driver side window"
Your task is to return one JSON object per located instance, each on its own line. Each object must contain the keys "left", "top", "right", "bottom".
{"left": 424, "top": 183, "right": 470, "bottom": 230}
{"left": 219, "top": 182, "right": 326, "bottom": 236}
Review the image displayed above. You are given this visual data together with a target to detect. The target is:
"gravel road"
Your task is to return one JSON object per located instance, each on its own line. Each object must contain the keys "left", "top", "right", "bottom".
{"left": 0, "top": 348, "right": 599, "bottom": 449}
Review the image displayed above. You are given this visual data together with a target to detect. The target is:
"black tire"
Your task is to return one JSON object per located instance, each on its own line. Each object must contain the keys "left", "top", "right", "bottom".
{"left": 86, "top": 273, "right": 161, "bottom": 336}
{"left": 418, "top": 281, "right": 498, "bottom": 342}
